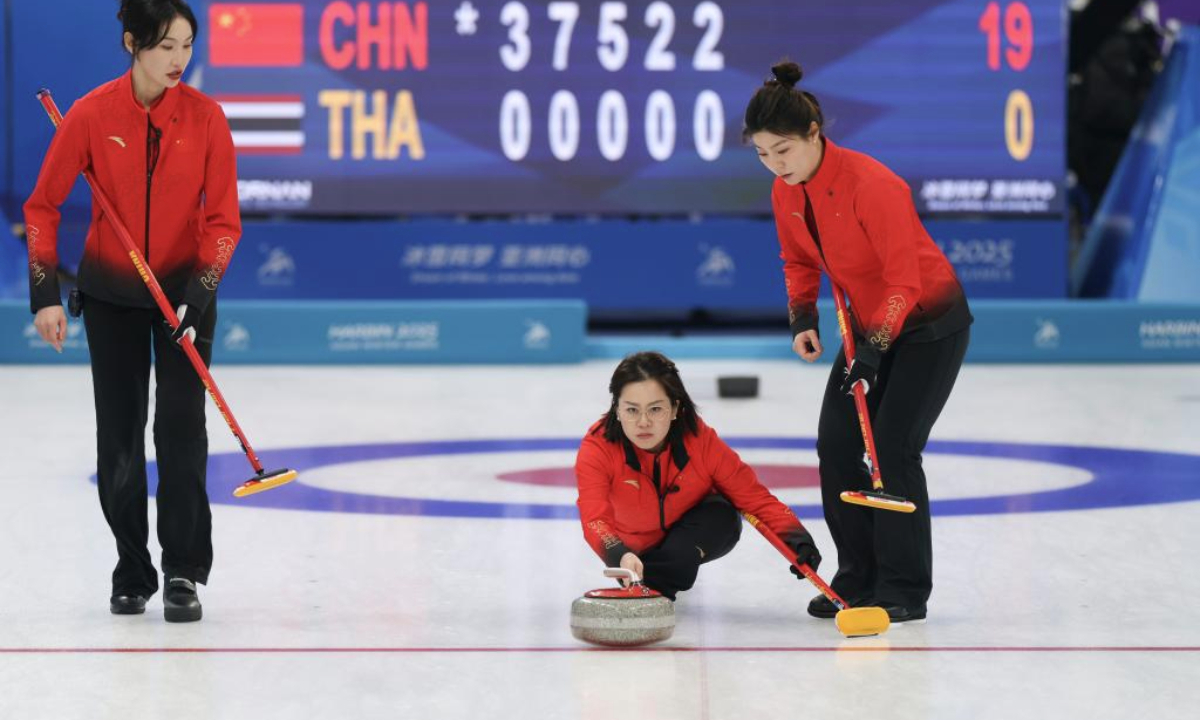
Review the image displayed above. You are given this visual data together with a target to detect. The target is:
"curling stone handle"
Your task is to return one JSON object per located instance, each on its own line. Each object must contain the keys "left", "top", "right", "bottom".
{"left": 603, "top": 567, "right": 643, "bottom": 585}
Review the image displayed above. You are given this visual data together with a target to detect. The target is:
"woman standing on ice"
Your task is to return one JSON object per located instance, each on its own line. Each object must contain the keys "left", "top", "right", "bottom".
{"left": 25, "top": 0, "right": 239, "bottom": 622}
{"left": 745, "top": 60, "right": 972, "bottom": 622}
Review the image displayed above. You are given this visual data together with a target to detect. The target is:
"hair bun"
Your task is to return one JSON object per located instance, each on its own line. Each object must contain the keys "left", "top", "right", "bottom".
{"left": 770, "top": 61, "right": 803, "bottom": 89}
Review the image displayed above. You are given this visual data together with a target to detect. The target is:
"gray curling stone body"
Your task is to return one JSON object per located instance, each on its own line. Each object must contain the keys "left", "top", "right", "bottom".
{"left": 570, "top": 585, "right": 675, "bottom": 647}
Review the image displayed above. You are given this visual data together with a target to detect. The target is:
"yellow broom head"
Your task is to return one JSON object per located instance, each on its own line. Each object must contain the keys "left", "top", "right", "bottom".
{"left": 840, "top": 490, "right": 917, "bottom": 513}
{"left": 835, "top": 606, "right": 891, "bottom": 637}
{"left": 233, "top": 468, "right": 299, "bottom": 498}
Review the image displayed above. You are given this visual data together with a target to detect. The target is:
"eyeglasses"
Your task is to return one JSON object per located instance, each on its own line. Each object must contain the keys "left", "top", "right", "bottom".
{"left": 617, "top": 405, "right": 672, "bottom": 423}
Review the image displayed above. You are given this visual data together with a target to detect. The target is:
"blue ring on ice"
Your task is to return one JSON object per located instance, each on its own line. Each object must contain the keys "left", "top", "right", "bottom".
{"left": 124, "top": 437, "right": 1200, "bottom": 518}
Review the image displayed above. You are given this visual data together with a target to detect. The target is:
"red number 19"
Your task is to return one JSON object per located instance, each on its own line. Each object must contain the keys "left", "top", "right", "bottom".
{"left": 979, "top": 1, "right": 1033, "bottom": 71}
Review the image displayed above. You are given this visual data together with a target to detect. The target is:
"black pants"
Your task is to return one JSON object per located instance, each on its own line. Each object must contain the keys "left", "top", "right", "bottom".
{"left": 82, "top": 295, "right": 217, "bottom": 597}
{"left": 641, "top": 494, "right": 742, "bottom": 600}
{"left": 817, "top": 328, "right": 969, "bottom": 610}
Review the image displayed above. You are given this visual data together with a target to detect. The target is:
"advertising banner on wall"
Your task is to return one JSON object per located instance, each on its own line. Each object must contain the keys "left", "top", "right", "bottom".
{"left": 215, "top": 217, "right": 1068, "bottom": 309}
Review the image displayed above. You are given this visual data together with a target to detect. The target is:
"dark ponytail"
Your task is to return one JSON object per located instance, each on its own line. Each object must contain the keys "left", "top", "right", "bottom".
{"left": 743, "top": 59, "right": 825, "bottom": 141}
{"left": 118, "top": 0, "right": 198, "bottom": 56}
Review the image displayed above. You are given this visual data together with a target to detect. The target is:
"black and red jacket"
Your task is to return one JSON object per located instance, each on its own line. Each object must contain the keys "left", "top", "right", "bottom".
{"left": 576, "top": 416, "right": 808, "bottom": 566}
{"left": 25, "top": 71, "right": 240, "bottom": 314}
{"left": 773, "top": 138, "right": 971, "bottom": 363}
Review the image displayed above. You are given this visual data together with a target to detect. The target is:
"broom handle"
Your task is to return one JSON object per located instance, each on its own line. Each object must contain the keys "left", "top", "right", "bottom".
{"left": 37, "top": 89, "right": 265, "bottom": 476}
{"left": 831, "top": 283, "right": 885, "bottom": 493}
{"left": 742, "top": 512, "right": 848, "bottom": 611}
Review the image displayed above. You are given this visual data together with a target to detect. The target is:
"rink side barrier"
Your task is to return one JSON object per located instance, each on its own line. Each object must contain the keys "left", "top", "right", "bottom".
{"left": 3, "top": 300, "right": 1198, "bottom": 364}
{"left": 587, "top": 301, "right": 1200, "bottom": 363}
{"left": 0, "top": 299, "right": 586, "bottom": 364}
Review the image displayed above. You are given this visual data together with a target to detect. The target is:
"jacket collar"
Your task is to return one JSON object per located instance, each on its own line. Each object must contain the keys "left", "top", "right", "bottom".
{"left": 119, "top": 69, "right": 180, "bottom": 128}
{"left": 622, "top": 432, "right": 690, "bottom": 473}
{"left": 802, "top": 137, "right": 843, "bottom": 197}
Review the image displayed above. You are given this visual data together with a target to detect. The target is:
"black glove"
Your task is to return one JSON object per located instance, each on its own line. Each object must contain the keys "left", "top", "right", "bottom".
{"left": 787, "top": 529, "right": 822, "bottom": 579}
{"left": 168, "top": 304, "right": 198, "bottom": 346}
{"left": 840, "top": 344, "right": 879, "bottom": 396}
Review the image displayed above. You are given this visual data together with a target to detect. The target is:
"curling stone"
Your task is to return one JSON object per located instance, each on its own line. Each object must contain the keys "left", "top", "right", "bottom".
{"left": 570, "top": 568, "right": 675, "bottom": 647}
{"left": 717, "top": 375, "right": 759, "bottom": 399}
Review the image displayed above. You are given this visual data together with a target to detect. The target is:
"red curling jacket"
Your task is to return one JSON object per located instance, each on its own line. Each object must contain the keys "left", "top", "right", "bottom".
{"left": 25, "top": 71, "right": 240, "bottom": 314}
{"left": 774, "top": 138, "right": 971, "bottom": 363}
{"left": 576, "top": 416, "right": 808, "bottom": 566}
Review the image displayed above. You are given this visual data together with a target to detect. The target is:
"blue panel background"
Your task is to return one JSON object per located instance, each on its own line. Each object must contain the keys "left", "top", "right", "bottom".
{"left": 212, "top": 217, "right": 1066, "bottom": 307}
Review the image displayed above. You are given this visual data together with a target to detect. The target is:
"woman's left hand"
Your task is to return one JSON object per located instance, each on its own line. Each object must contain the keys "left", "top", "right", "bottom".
{"left": 34, "top": 305, "right": 67, "bottom": 353}
{"left": 793, "top": 330, "right": 822, "bottom": 362}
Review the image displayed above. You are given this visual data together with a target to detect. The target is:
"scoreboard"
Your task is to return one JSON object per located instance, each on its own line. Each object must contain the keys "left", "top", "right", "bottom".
{"left": 204, "top": 0, "right": 1066, "bottom": 215}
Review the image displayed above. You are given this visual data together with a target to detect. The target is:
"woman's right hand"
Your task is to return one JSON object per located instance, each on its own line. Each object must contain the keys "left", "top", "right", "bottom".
{"left": 619, "top": 552, "right": 644, "bottom": 585}
{"left": 792, "top": 329, "right": 822, "bottom": 362}
{"left": 34, "top": 305, "right": 67, "bottom": 353}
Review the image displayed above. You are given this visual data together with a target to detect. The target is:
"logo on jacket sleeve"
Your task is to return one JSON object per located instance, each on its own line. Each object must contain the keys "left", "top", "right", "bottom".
{"left": 869, "top": 295, "right": 906, "bottom": 350}
{"left": 106, "top": 136, "right": 126, "bottom": 148}
{"left": 26, "top": 225, "right": 46, "bottom": 287}
{"left": 200, "top": 236, "right": 236, "bottom": 291}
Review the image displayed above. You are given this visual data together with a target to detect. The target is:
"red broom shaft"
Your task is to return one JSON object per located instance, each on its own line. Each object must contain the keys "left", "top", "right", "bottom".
{"left": 742, "top": 513, "right": 849, "bottom": 611}
{"left": 37, "top": 89, "right": 265, "bottom": 475}
{"left": 831, "top": 284, "right": 885, "bottom": 492}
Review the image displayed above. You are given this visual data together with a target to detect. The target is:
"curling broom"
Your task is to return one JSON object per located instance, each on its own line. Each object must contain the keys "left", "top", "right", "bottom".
{"left": 831, "top": 282, "right": 916, "bottom": 513}
{"left": 36, "top": 89, "right": 297, "bottom": 498}
{"left": 743, "top": 512, "right": 889, "bottom": 637}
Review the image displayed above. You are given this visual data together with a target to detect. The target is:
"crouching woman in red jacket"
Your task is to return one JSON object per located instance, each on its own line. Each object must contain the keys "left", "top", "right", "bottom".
{"left": 575, "top": 352, "right": 821, "bottom": 600}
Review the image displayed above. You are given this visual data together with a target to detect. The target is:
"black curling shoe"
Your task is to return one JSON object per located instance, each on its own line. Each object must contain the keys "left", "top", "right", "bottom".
{"left": 807, "top": 594, "right": 838, "bottom": 619}
{"left": 808, "top": 593, "right": 879, "bottom": 618}
{"left": 110, "top": 595, "right": 147, "bottom": 615}
{"left": 163, "top": 578, "right": 202, "bottom": 623}
{"left": 880, "top": 604, "right": 927, "bottom": 623}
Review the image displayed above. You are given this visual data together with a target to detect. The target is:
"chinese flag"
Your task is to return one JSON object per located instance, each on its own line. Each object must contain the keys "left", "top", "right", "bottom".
{"left": 209, "top": 4, "right": 304, "bottom": 67}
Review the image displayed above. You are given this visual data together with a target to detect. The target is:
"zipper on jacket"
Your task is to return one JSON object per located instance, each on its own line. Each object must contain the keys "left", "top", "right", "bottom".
{"left": 802, "top": 187, "right": 829, "bottom": 268}
{"left": 651, "top": 457, "right": 667, "bottom": 532}
{"left": 145, "top": 120, "right": 162, "bottom": 262}
{"left": 802, "top": 187, "right": 853, "bottom": 327}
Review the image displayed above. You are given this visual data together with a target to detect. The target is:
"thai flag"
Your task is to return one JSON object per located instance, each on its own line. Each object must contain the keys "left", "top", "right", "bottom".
{"left": 215, "top": 95, "right": 305, "bottom": 155}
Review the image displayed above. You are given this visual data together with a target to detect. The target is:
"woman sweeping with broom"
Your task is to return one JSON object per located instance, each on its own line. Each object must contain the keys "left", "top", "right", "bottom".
{"left": 745, "top": 60, "right": 973, "bottom": 623}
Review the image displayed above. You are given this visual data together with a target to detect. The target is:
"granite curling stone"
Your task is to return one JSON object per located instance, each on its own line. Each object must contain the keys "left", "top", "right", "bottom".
{"left": 571, "top": 571, "right": 675, "bottom": 647}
